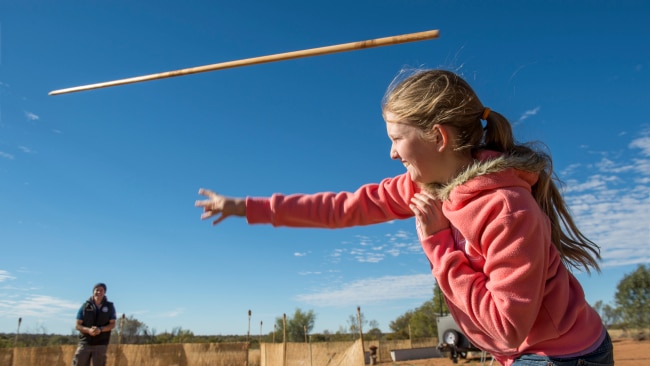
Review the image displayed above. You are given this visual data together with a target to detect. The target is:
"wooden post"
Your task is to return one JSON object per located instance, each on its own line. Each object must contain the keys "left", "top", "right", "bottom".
{"left": 115, "top": 314, "right": 125, "bottom": 366}
{"left": 246, "top": 310, "right": 252, "bottom": 366}
{"left": 247, "top": 309, "right": 252, "bottom": 342}
{"left": 283, "top": 314, "right": 287, "bottom": 366}
{"left": 118, "top": 314, "right": 125, "bottom": 344}
{"left": 14, "top": 317, "right": 21, "bottom": 346}
{"left": 260, "top": 320, "right": 264, "bottom": 366}
{"left": 357, "top": 306, "right": 365, "bottom": 365}
{"left": 309, "top": 334, "right": 313, "bottom": 366}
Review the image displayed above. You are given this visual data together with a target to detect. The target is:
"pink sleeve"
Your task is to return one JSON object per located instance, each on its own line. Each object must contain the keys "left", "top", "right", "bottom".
{"left": 246, "top": 174, "right": 418, "bottom": 228}
{"left": 421, "top": 197, "right": 550, "bottom": 349}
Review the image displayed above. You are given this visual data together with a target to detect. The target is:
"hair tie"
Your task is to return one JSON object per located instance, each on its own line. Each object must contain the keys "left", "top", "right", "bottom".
{"left": 481, "top": 107, "right": 491, "bottom": 120}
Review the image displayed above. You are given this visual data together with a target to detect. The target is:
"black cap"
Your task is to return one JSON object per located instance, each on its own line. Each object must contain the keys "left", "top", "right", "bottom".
{"left": 93, "top": 283, "right": 107, "bottom": 292}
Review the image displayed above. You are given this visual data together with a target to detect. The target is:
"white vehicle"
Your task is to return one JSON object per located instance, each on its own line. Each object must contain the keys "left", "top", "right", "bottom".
{"left": 436, "top": 315, "right": 482, "bottom": 363}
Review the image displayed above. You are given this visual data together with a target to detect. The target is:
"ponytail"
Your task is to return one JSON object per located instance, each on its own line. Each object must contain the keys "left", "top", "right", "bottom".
{"left": 482, "top": 110, "right": 515, "bottom": 153}
{"left": 485, "top": 112, "right": 601, "bottom": 272}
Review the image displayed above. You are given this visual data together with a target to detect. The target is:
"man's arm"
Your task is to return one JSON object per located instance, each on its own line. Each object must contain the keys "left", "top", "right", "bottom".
{"left": 99, "top": 319, "right": 116, "bottom": 333}
{"left": 75, "top": 319, "right": 100, "bottom": 336}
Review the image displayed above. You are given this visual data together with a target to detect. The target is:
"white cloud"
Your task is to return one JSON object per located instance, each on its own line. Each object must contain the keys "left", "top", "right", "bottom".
{"left": 18, "top": 146, "right": 34, "bottom": 154}
{"left": 630, "top": 136, "right": 650, "bottom": 156}
{"left": 0, "top": 151, "right": 14, "bottom": 160}
{"left": 332, "top": 230, "right": 421, "bottom": 264}
{"left": 294, "top": 252, "right": 307, "bottom": 257}
{"left": 298, "top": 271, "right": 322, "bottom": 276}
{"left": 159, "top": 309, "right": 184, "bottom": 318}
{"left": 0, "top": 270, "right": 16, "bottom": 282}
{"left": 0, "top": 295, "right": 79, "bottom": 319}
{"left": 352, "top": 250, "right": 384, "bottom": 263}
{"left": 517, "top": 106, "right": 540, "bottom": 123}
{"left": 24, "top": 111, "right": 40, "bottom": 121}
{"left": 295, "top": 274, "right": 434, "bottom": 307}
{"left": 562, "top": 131, "right": 650, "bottom": 268}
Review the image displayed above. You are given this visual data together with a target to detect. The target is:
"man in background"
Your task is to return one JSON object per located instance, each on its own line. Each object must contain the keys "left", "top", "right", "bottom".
{"left": 72, "top": 282, "right": 116, "bottom": 366}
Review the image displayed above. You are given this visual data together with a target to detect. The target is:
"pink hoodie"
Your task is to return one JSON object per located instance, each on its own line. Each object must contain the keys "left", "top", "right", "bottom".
{"left": 246, "top": 151, "right": 603, "bottom": 365}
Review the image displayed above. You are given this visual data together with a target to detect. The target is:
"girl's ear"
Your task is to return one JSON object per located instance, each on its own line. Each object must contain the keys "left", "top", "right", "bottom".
{"left": 431, "top": 124, "right": 451, "bottom": 152}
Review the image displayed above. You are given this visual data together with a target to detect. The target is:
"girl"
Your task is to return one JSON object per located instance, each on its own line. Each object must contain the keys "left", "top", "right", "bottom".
{"left": 195, "top": 69, "right": 613, "bottom": 366}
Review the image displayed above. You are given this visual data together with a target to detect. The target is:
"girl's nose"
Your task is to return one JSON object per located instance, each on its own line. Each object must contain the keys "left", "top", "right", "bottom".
{"left": 390, "top": 147, "right": 399, "bottom": 160}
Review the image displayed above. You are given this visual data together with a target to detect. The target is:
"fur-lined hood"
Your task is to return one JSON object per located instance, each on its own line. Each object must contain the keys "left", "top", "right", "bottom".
{"left": 429, "top": 150, "right": 545, "bottom": 201}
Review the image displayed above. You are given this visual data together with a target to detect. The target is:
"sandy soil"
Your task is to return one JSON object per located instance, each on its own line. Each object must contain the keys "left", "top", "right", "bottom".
{"left": 378, "top": 337, "right": 650, "bottom": 366}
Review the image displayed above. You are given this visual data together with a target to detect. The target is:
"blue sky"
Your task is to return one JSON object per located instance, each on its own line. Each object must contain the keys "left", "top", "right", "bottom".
{"left": 1, "top": 1, "right": 648, "bottom": 336}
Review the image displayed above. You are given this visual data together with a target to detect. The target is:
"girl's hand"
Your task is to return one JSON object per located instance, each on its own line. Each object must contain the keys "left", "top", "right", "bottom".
{"left": 195, "top": 188, "right": 246, "bottom": 225}
{"left": 409, "top": 192, "right": 450, "bottom": 239}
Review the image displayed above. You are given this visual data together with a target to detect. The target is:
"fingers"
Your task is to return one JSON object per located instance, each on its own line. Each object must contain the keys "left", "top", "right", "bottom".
{"left": 195, "top": 199, "right": 206, "bottom": 207}
{"left": 410, "top": 192, "right": 449, "bottom": 238}
{"left": 197, "top": 188, "right": 226, "bottom": 225}
{"left": 198, "top": 188, "right": 216, "bottom": 197}
{"left": 411, "top": 192, "right": 436, "bottom": 206}
{"left": 200, "top": 204, "right": 222, "bottom": 219}
{"left": 410, "top": 192, "right": 436, "bottom": 216}
{"left": 200, "top": 211, "right": 216, "bottom": 220}
{"left": 212, "top": 215, "right": 227, "bottom": 226}
{"left": 195, "top": 188, "right": 221, "bottom": 209}
{"left": 196, "top": 188, "right": 244, "bottom": 226}
{"left": 196, "top": 188, "right": 220, "bottom": 203}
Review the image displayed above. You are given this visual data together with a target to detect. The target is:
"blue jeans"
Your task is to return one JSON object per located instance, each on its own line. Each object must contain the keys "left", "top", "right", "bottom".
{"left": 513, "top": 332, "right": 614, "bottom": 366}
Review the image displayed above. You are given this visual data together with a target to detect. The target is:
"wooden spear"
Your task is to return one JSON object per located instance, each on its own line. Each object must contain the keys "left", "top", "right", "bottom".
{"left": 48, "top": 29, "right": 439, "bottom": 96}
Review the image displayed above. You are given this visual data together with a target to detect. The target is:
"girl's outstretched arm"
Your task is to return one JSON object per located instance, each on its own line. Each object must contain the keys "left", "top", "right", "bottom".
{"left": 197, "top": 173, "right": 420, "bottom": 229}
{"left": 195, "top": 188, "right": 246, "bottom": 225}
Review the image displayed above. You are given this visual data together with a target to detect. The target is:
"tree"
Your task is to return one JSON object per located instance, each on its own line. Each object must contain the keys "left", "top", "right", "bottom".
{"left": 346, "top": 312, "right": 364, "bottom": 338}
{"left": 345, "top": 311, "right": 380, "bottom": 340}
{"left": 365, "top": 324, "right": 383, "bottom": 341}
{"left": 389, "top": 283, "right": 448, "bottom": 339}
{"left": 410, "top": 300, "right": 438, "bottom": 338}
{"left": 366, "top": 319, "right": 382, "bottom": 340}
{"left": 274, "top": 308, "right": 316, "bottom": 342}
{"left": 432, "top": 282, "right": 449, "bottom": 316}
{"left": 118, "top": 315, "right": 150, "bottom": 344}
{"left": 614, "top": 264, "right": 650, "bottom": 331}
{"left": 601, "top": 304, "right": 622, "bottom": 328}
{"left": 171, "top": 327, "right": 195, "bottom": 343}
{"left": 389, "top": 310, "right": 413, "bottom": 339}
{"left": 347, "top": 313, "right": 360, "bottom": 335}
{"left": 593, "top": 300, "right": 622, "bottom": 328}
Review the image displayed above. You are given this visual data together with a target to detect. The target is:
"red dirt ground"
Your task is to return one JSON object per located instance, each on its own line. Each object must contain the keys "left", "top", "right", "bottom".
{"left": 379, "top": 337, "right": 650, "bottom": 366}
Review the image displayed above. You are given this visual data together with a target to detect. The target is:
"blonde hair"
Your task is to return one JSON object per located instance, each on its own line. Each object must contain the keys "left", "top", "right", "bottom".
{"left": 382, "top": 69, "right": 601, "bottom": 273}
